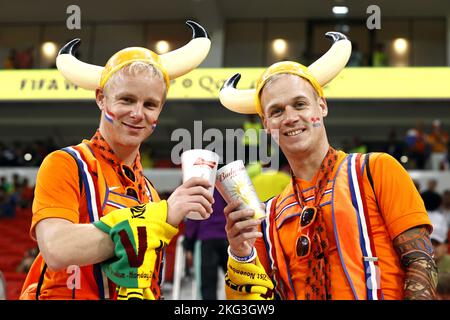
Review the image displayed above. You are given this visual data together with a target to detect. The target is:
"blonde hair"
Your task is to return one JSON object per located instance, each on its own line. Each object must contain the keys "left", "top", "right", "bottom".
{"left": 103, "top": 61, "right": 168, "bottom": 102}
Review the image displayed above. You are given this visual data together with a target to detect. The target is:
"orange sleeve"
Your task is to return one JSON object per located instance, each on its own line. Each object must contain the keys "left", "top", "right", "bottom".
{"left": 254, "top": 222, "right": 272, "bottom": 277}
{"left": 369, "top": 153, "right": 431, "bottom": 239}
{"left": 30, "top": 150, "right": 81, "bottom": 240}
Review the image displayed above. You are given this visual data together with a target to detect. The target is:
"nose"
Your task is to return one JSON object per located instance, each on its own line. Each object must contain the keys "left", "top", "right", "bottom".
{"left": 283, "top": 105, "right": 299, "bottom": 124}
{"left": 129, "top": 103, "right": 144, "bottom": 121}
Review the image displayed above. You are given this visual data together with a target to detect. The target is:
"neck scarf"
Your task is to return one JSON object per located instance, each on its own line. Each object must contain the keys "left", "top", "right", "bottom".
{"left": 90, "top": 130, "right": 148, "bottom": 202}
{"left": 291, "top": 146, "right": 338, "bottom": 300}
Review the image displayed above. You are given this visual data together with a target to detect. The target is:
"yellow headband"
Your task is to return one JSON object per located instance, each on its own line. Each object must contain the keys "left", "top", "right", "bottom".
{"left": 99, "top": 47, "right": 170, "bottom": 89}
{"left": 254, "top": 61, "right": 324, "bottom": 117}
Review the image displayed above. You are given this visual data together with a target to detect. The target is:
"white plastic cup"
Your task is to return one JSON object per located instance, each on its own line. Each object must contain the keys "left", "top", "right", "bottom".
{"left": 181, "top": 149, "right": 220, "bottom": 220}
{"left": 215, "top": 160, "right": 265, "bottom": 220}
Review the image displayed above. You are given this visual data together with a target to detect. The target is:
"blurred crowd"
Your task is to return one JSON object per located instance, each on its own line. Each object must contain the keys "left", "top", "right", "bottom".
{"left": 0, "top": 174, "right": 34, "bottom": 219}
{"left": 1, "top": 119, "right": 448, "bottom": 172}
{"left": 418, "top": 179, "right": 450, "bottom": 299}
{"left": 0, "top": 139, "right": 173, "bottom": 169}
{"left": 340, "top": 119, "right": 449, "bottom": 171}
{"left": 3, "top": 47, "right": 34, "bottom": 69}
{"left": 405, "top": 119, "right": 449, "bottom": 170}
{"left": 0, "top": 40, "right": 387, "bottom": 70}
{"left": 0, "top": 139, "right": 58, "bottom": 167}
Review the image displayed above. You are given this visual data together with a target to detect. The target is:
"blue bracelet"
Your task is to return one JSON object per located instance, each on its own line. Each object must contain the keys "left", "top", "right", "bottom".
{"left": 228, "top": 246, "right": 257, "bottom": 263}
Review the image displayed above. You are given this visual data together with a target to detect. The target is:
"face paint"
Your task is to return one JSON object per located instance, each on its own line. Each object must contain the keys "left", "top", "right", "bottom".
{"left": 151, "top": 121, "right": 158, "bottom": 130}
{"left": 311, "top": 117, "right": 321, "bottom": 128}
{"left": 104, "top": 109, "right": 115, "bottom": 123}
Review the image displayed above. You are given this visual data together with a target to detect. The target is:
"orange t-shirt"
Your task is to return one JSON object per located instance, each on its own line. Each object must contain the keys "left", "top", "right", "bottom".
{"left": 261, "top": 152, "right": 430, "bottom": 300}
{"left": 31, "top": 146, "right": 153, "bottom": 239}
{"left": 31, "top": 150, "right": 85, "bottom": 238}
{"left": 28, "top": 133, "right": 157, "bottom": 299}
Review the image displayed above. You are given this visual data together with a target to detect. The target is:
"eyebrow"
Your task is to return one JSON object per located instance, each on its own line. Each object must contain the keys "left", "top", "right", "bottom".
{"left": 265, "top": 95, "right": 310, "bottom": 114}
{"left": 115, "top": 92, "right": 161, "bottom": 105}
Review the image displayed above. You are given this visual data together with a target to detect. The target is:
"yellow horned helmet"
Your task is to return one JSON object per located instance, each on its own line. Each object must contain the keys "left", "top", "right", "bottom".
{"left": 56, "top": 20, "right": 211, "bottom": 90}
{"left": 219, "top": 32, "right": 351, "bottom": 117}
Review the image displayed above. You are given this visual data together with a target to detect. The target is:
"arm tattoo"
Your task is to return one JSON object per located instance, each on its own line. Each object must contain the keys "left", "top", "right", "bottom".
{"left": 393, "top": 226, "right": 438, "bottom": 300}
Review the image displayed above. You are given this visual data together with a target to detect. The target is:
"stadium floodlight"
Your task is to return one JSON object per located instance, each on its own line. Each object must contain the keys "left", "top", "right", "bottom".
{"left": 332, "top": 6, "right": 349, "bottom": 15}
{"left": 41, "top": 42, "right": 57, "bottom": 58}
{"left": 156, "top": 40, "right": 170, "bottom": 54}
{"left": 393, "top": 38, "right": 408, "bottom": 55}
{"left": 272, "top": 39, "right": 288, "bottom": 56}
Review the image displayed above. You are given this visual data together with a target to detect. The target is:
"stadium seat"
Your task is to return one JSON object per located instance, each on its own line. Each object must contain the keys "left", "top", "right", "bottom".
{"left": 0, "top": 208, "right": 34, "bottom": 299}
{"left": 2, "top": 272, "right": 27, "bottom": 300}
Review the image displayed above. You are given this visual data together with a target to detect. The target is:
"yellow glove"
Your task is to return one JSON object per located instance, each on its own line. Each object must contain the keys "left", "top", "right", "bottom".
{"left": 225, "top": 256, "right": 274, "bottom": 300}
{"left": 93, "top": 201, "right": 178, "bottom": 291}
{"left": 95, "top": 201, "right": 172, "bottom": 232}
{"left": 116, "top": 287, "right": 155, "bottom": 300}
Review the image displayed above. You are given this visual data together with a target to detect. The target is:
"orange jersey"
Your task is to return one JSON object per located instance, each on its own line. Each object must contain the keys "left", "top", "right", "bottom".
{"left": 21, "top": 132, "right": 161, "bottom": 300}
{"left": 255, "top": 151, "right": 431, "bottom": 300}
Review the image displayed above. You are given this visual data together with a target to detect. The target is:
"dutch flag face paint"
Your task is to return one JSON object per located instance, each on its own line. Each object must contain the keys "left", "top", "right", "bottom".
{"left": 151, "top": 121, "right": 158, "bottom": 131}
{"left": 104, "top": 106, "right": 157, "bottom": 131}
{"left": 311, "top": 117, "right": 321, "bottom": 128}
{"left": 104, "top": 110, "right": 114, "bottom": 123}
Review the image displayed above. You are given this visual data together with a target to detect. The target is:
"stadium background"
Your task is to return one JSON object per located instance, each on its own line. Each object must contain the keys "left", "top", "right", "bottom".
{"left": 1, "top": 0, "right": 450, "bottom": 300}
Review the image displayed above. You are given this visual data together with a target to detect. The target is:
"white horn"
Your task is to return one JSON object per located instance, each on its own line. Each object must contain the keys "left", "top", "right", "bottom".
{"left": 219, "top": 74, "right": 257, "bottom": 114}
{"left": 159, "top": 20, "right": 211, "bottom": 79}
{"left": 308, "top": 32, "right": 352, "bottom": 86}
{"left": 56, "top": 39, "right": 103, "bottom": 90}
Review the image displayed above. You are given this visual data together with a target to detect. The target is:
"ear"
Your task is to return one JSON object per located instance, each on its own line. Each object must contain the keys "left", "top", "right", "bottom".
{"left": 262, "top": 116, "right": 271, "bottom": 135}
{"left": 95, "top": 88, "right": 105, "bottom": 111}
{"left": 318, "top": 97, "right": 328, "bottom": 118}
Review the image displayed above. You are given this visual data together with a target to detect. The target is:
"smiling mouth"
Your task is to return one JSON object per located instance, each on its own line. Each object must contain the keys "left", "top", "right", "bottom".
{"left": 122, "top": 122, "right": 145, "bottom": 130}
{"left": 284, "top": 129, "right": 305, "bottom": 136}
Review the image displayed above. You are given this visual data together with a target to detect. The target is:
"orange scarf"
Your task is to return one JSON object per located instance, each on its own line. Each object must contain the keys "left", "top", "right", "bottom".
{"left": 291, "top": 146, "right": 338, "bottom": 300}
{"left": 90, "top": 130, "right": 148, "bottom": 201}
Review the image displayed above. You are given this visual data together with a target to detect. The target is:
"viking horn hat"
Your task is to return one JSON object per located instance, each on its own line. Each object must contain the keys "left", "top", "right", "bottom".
{"left": 219, "top": 32, "right": 351, "bottom": 116}
{"left": 56, "top": 20, "right": 211, "bottom": 90}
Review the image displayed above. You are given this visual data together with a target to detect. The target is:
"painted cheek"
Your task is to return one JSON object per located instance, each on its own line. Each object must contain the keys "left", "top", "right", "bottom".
{"left": 310, "top": 117, "right": 321, "bottom": 128}
{"left": 104, "top": 106, "right": 117, "bottom": 124}
{"left": 151, "top": 120, "right": 158, "bottom": 130}
{"left": 104, "top": 112, "right": 114, "bottom": 123}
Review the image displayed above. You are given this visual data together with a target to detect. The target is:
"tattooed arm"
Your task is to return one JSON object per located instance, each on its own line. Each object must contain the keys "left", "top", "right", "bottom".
{"left": 393, "top": 226, "right": 438, "bottom": 300}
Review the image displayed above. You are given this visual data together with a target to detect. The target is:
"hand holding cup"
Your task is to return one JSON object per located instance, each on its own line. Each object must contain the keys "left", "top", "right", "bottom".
{"left": 216, "top": 160, "right": 265, "bottom": 220}
{"left": 180, "top": 149, "right": 219, "bottom": 220}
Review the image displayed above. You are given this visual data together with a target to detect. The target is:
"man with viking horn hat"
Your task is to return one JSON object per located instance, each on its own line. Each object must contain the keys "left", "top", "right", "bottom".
{"left": 219, "top": 32, "right": 437, "bottom": 300}
{"left": 20, "top": 21, "right": 213, "bottom": 300}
